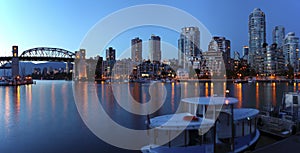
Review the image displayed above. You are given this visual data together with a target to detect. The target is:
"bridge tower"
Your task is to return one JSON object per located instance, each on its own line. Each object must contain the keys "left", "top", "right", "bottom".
{"left": 12, "top": 46, "right": 19, "bottom": 77}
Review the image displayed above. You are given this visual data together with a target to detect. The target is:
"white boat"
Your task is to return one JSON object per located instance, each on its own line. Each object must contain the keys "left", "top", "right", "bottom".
{"left": 141, "top": 113, "right": 215, "bottom": 153}
{"left": 257, "top": 92, "right": 300, "bottom": 138}
{"left": 0, "top": 79, "right": 9, "bottom": 86}
{"left": 142, "top": 97, "right": 260, "bottom": 153}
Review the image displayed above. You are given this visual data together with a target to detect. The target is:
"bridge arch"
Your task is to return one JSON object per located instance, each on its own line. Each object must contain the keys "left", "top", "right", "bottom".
{"left": 20, "top": 47, "right": 75, "bottom": 58}
{"left": 19, "top": 47, "right": 75, "bottom": 62}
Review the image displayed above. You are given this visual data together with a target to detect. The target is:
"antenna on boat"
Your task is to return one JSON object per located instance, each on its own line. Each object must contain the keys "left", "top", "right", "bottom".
{"left": 147, "top": 114, "right": 151, "bottom": 128}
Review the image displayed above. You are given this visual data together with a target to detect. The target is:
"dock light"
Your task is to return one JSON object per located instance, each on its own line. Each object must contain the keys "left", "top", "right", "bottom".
{"left": 225, "top": 89, "right": 230, "bottom": 97}
{"left": 247, "top": 117, "right": 250, "bottom": 120}
{"left": 226, "top": 89, "right": 230, "bottom": 94}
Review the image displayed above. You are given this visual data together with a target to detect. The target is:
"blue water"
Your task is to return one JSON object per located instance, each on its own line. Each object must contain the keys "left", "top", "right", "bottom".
{"left": 0, "top": 81, "right": 299, "bottom": 153}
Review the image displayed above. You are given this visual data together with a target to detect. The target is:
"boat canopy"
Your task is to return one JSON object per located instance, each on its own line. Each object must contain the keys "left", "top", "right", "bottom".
{"left": 181, "top": 97, "right": 238, "bottom": 106}
{"left": 284, "top": 92, "right": 300, "bottom": 108}
{"left": 232, "top": 108, "right": 259, "bottom": 121}
{"left": 149, "top": 113, "right": 215, "bottom": 130}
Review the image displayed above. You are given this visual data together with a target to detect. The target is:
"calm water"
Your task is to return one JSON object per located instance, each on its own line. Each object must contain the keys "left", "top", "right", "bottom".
{"left": 0, "top": 81, "right": 299, "bottom": 153}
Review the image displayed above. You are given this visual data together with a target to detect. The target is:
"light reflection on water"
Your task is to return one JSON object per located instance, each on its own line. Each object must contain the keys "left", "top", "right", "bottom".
{"left": 234, "top": 83, "right": 242, "bottom": 108}
{"left": 0, "top": 81, "right": 299, "bottom": 152}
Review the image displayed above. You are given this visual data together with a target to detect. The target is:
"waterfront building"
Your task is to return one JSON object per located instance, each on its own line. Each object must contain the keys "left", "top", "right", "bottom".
{"left": 95, "top": 56, "right": 103, "bottom": 79}
{"left": 263, "top": 43, "right": 285, "bottom": 76}
{"left": 248, "top": 8, "right": 266, "bottom": 72}
{"left": 112, "top": 58, "right": 135, "bottom": 81}
{"left": 273, "top": 26, "right": 285, "bottom": 48}
{"left": 149, "top": 35, "right": 161, "bottom": 62}
{"left": 74, "top": 49, "right": 87, "bottom": 80}
{"left": 106, "top": 47, "right": 116, "bottom": 61}
{"left": 283, "top": 32, "right": 299, "bottom": 74}
{"left": 178, "top": 27, "right": 201, "bottom": 70}
{"left": 203, "top": 39, "right": 225, "bottom": 77}
{"left": 85, "top": 57, "right": 98, "bottom": 80}
{"left": 242, "top": 46, "right": 249, "bottom": 61}
{"left": 233, "top": 51, "right": 240, "bottom": 61}
{"left": 213, "top": 36, "right": 231, "bottom": 70}
{"left": 131, "top": 37, "right": 143, "bottom": 63}
{"left": 105, "top": 47, "right": 116, "bottom": 77}
{"left": 176, "top": 68, "right": 189, "bottom": 79}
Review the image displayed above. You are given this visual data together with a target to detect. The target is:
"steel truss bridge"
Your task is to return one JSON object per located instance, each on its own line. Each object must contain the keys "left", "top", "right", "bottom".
{"left": 0, "top": 47, "right": 76, "bottom": 69}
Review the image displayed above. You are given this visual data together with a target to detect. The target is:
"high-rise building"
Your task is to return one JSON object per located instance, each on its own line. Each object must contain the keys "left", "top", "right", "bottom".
{"left": 283, "top": 32, "right": 299, "bottom": 72}
{"left": 149, "top": 34, "right": 161, "bottom": 62}
{"left": 95, "top": 56, "right": 103, "bottom": 79}
{"left": 203, "top": 39, "right": 224, "bottom": 76}
{"left": 242, "top": 46, "right": 249, "bottom": 60}
{"left": 131, "top": 37, "right": 142, "bottom": 62}
{"left": 233, "top": 51, "right": 240, "bottom": 61}
{"left": 263, "top": 43, "right": 285, "bottom": 76}
{"left": 74, "top": 49, "right": 87, "bottom": 80}
{"left": 212, "top": 36, "right": 231, "bottom": 70}
{"left": 106, "top": 47, "right": 116, "bottom": 61}
{"left": 105, "top": 47, "right": 116, "bottom": 76}
{"left": 178, "top": 27, "right": 201, "bottom": 69}
{"left": 248, "top": 8, "right": 266, "bottom": 71}
{"left": 272, "top": 26, "right": 285, "bottom": 48}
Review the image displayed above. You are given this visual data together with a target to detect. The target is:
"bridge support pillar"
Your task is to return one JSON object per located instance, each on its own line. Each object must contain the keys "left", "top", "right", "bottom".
{"left": 12, "top": 46, "right": 19, "bottom": 77}
{"left": 66, "top": 62, "right": 70, "bottom": 74}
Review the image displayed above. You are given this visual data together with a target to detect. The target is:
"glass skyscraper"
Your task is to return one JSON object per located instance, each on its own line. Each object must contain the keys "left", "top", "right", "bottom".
{"left": 212, "top": 36, "right": 231, "bottom": 70}
{"left": 263, "top": 43, "right": 285, "bottom": 76}
{"left": 272, "top": 26, "right": 285, "bottom": 48}
{"left": 248, "top": 8, "right": 266, "bottom": 72}
{"left": 131, "top": 37, "right": 143, "bottom": 62}
{"left": 106, "top": 47, "right": 116, "bottom": 61}
{"left": 149, "top": 35, "right": 161, "bottom": 62}
{"left": 283, "top": 32, "right": 299, "bottom": 72}
{"left": 178, "top": 27, "right": 201, "bottom": 70}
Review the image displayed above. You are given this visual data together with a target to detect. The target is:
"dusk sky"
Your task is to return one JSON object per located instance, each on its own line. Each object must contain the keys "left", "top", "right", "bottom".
{"left": 0, "top": 0, "right": 299, "bottom": 59}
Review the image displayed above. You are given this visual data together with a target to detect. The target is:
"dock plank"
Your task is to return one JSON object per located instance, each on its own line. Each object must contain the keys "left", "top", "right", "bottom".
{"left": 253, "top": 133, "right": 300, "bottom": 153}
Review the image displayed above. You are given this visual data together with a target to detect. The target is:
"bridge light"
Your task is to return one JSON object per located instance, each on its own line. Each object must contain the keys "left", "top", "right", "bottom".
{"left": 12, "top": 46, "right": 18, "bottom": 57}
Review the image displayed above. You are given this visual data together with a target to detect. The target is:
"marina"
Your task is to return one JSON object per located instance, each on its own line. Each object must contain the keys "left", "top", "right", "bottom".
{"left": 142, "top": 97, "right": 260, "bottom": 153}
{"left": 1, "top": 81, "right": 300, "bottom": 153}
{"left": 0, "top": 76, "right": 35, "bottom": 86}
{"left": 257, "top": 92, "right": 300, "bottom": 138}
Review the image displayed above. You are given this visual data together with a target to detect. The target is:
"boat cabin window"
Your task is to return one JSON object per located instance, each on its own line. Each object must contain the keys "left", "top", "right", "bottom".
{"left": 293, "top": 96, "right": 298, "bottom": 105}
{"left": 159, "top": 128, "right": 215, "bottom": 147}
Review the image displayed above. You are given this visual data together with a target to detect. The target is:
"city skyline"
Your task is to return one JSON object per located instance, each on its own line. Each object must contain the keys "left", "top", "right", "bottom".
{"left": 0, "top": 1, "right": 300, "bottom": 60}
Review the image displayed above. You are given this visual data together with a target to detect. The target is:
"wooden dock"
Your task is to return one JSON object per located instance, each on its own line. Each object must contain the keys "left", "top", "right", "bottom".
{"left": 253, "top": 133, "right": 300, "bottom": 153}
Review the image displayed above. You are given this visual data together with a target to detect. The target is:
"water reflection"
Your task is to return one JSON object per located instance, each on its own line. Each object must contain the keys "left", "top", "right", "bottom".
{"left": 256, "top": 83, "right": 259, "bottom": 108}
{"left": 1, "top": 81, "right": 300, "bottom": 152}
{"left": 210, "top": 82, "right": 214, "bottom": 95}
{"left": 171, "top": 83, "right": 175, "bottom": 111}
{"left": 51, "top": 83, "right": 56, "bottom": 112}
{"left": 205, "top": 82, "right": 209, "bottom": 97}
{"left": 14, "top": 86, "right": 21, "bottom": 122}
{"left": 4, "top": 87, "right": 10, "bottom": 129}
{"left": 234, "top": 83, "right": 242, "bottom": 108}
{"left": 25, "top": 85, "right": 32, "bottom": 119}
{"left": 272, "top": 82, "right": 276, "bottom": 105}
{"left": 61, "top": 83, "right": 68, "bottom": 117}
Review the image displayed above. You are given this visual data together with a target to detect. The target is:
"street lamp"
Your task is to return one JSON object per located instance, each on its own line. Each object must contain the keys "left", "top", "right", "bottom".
{"left": 225, "top": 89, "right": 230, "bottom": 97}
